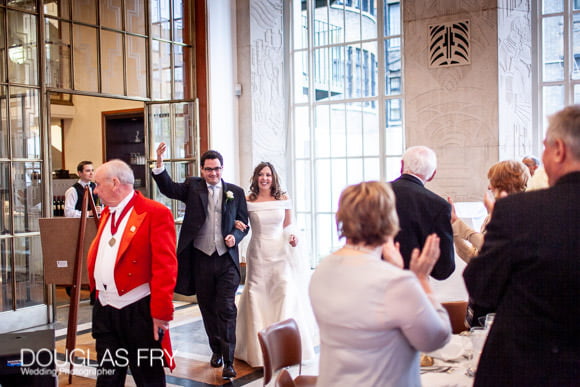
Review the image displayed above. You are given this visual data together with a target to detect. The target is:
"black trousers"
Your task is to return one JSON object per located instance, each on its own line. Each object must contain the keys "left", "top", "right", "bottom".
{"left": 92, "top": 296, "right": 166, "bottom": 387}
{"left": 193, "top": 248, "right": 240, "bottom": 363}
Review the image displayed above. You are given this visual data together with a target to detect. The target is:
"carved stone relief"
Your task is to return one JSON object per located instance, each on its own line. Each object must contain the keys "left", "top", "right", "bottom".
{"left": 405, "top": 1, "right": 532, "bottom": 200}
{"left": 428, "top": 21, "right": 470, "bottom": 68}
{"left": 248, "top": 0, "right": 288, "bottom": 183}
{"left": 405, "top": 7, "right": 499, "bottom": 200}
{"left": 497, "top": 3, "right": 532, "bottom": 160}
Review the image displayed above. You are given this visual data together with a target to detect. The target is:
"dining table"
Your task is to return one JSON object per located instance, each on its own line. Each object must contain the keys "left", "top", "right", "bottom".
{"left": 420, "top": 333, "right": 477, "bottom": 387}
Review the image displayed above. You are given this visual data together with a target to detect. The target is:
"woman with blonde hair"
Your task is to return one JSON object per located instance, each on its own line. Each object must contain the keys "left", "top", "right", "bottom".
{"left": 309, "top": 181, "right": 451, "bottom": 387}
{"left": 449, "top": 160, "right": 530, "bottom": 263}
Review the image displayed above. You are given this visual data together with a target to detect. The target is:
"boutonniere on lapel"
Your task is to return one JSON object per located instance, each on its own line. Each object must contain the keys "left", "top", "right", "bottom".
{"left": 225, "top": 190, "right": 234, "bottom": 202}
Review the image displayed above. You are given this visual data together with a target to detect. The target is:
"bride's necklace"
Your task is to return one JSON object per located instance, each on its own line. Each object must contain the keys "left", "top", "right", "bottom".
{"left": 344, "top": 243, "right": 382, "bottom": 258}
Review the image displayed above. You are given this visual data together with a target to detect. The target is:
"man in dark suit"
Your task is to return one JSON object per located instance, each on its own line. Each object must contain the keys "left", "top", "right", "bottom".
{"left": 463, "top": 105, "right": 580, "bottom": 386}
{"left": 152, "top": 143, "right": 249, "bottom": 379}
{"left": 390, "top": 146, "right": 455, "bottom": 280}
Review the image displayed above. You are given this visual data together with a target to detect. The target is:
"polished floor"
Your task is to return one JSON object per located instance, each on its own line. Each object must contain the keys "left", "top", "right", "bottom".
{"left": 19, "top": 254, "right": 468, "bottom": 386}
{"left": 46, "top": 286, "right": 318, "bottom": 386}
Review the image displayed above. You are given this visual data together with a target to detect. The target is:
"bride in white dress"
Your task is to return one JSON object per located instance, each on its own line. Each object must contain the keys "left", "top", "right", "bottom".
{"left": 234, "top": 162, "right": 317, "bottom": 367}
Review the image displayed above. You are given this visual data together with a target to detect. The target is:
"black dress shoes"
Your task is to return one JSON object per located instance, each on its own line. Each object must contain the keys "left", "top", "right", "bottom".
{"left": 210, "top": 353, "right": 223, "bottom": 368}
{"left": 222, "top": 362, "right": 236, "bottom": 379}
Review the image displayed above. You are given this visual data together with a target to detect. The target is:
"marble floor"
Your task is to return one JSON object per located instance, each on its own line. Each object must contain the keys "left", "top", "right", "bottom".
{"left": 13, "top": 256, "right": 468, "bottom": 387}
{"left": 43, "top": 286, "right": 316, "bottom": 387}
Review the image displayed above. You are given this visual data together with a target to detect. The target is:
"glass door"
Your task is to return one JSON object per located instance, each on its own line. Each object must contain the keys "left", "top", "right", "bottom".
{"left": 1, "top": 0, "right": 197, "bottom": 332}
{"left": 147, "top": 100, "right": 198, "bottom": 227}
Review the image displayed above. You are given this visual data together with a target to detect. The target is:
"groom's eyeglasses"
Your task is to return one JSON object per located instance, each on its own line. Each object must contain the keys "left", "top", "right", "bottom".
{"left": 203, "top": 167, "right": 223, "bottom": 172}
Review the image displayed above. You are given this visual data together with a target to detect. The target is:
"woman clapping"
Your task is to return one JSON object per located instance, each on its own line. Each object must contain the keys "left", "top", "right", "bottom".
{"left": 309, "top": 181, "right": 451, "bottom": 387}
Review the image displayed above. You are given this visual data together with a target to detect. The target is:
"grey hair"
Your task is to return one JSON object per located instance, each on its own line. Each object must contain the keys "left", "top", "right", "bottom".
{"left": 100, "top": 159, "right": 135, "bottom": 185}
{"left": 522, "top": 155, "right": 540, "bottom": 166}
{"left": 546, "top": 105, "right": 580, "bottom": 160}
{"left": 402, "top": 146, "right": 437, "bottom": 181}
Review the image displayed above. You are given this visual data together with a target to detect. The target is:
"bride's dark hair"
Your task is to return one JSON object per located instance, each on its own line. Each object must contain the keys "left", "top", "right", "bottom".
{"left": 248, "top": 162, "right": 286, "bottom": 201}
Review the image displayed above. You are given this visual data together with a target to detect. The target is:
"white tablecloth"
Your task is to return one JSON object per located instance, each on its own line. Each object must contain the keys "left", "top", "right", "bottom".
{"left": 421, "top": 334, "right": 475, "bottom": 386}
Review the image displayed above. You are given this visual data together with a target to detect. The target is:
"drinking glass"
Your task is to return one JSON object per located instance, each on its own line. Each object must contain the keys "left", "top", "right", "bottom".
{"left": 466, "top": 327, "right": 486, "bottom": 377}
{"left": 484, "top": 313, "right": 496, "bottom": 330}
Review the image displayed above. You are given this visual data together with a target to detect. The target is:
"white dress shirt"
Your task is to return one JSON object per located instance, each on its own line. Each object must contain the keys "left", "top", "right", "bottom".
{"left": 64, "top": 180, "right": 93, "bottom": 218}
{"left": 94, "top": 191, "right": 150, "bottom": 309}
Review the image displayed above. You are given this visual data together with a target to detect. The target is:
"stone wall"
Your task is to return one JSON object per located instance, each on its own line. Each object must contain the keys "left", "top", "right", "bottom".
{"left": 404, "top": 0, "right": 531, "bottom": 201}
{"left": 235, "top": 0, "right": 532, "bottom": 199}
{"left": 237, "top": 0, "right": 288, "bottom": 191}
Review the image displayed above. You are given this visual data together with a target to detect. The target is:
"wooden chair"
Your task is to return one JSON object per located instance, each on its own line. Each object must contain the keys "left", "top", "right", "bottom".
{"left": 275, "top": 369, "right": 296, "bottom": 387}
{"left": 442, "top": 301, "right": 469, "bottom": 334}
{"left": 257, "top": 318, "right": 317, "bottom": 386}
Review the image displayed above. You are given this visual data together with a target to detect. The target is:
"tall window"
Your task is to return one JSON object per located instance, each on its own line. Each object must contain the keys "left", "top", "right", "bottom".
{"left": 538, "top": 0, "right": 580, "bottom": 135}
{"left": 43, "top": 0, "right": 192, "bottom": 99}
{"left": 290, "top": 0, "right": 403, "bottom": 265}
{"left": 1, "top": 1, "right": 44, "bottom": 313}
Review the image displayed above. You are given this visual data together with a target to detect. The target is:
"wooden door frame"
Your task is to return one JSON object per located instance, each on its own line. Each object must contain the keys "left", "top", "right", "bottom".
{"left": 195, "top": 1, "right": 209, "bottom": 154}
{"left": 101, "top": 108, "right": 145, "bottom": 163}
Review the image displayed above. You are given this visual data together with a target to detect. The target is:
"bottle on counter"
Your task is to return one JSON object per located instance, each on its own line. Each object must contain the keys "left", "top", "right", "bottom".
{"left": 53, "top": 196, "right": 58, "bottom": 217}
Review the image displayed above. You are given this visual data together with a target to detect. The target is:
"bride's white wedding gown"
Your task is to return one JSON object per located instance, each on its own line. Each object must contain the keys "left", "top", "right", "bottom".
{"left": 235, "top": 200, "right": 318, "bottom": 367}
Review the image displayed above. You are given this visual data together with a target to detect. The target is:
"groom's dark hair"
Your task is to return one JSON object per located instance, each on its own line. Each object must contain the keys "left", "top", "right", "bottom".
{"left": 200, "top": 150, "right": 224, "bottom": 167}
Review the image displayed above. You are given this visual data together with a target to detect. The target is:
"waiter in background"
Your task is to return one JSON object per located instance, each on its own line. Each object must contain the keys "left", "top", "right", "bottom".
{"left": 64, "top": 160, "right": 100, "bottom": 217}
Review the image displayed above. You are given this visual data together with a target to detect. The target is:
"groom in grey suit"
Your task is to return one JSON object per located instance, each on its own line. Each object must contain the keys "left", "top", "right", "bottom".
{"left": 152, "top": 143, "right": 248, "bottom": 379}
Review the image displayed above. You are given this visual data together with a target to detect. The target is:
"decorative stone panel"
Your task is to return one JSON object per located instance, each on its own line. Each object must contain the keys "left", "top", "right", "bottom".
{"left": 429, "top": 20, "right": 470, "bottom": 68}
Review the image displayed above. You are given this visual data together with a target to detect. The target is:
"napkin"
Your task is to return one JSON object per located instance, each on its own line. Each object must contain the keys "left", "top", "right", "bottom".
{"left": 426, "top": 335, "right": 468, "bottom": 361}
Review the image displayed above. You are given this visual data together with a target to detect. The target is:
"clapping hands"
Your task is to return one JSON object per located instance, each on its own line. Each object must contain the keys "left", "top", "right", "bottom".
{"left": 382, "top": 234, "right": 440, "bottom": 281}
{"left": 447, "top": 196, "right": 458, "bottom": 223}
{"left": 382, "top": 238, "right": 404, "bottom": 268}
{"left": 484, "top": 190, "right": 507, "bottom": 214}
{"left": 410, "top": 234, "right": 440, "bottom": 280}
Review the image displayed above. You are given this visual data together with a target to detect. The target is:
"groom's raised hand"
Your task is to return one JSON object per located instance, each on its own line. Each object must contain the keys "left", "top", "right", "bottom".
{"left": 156, "top": 142, "right": 167, "bottom": 168}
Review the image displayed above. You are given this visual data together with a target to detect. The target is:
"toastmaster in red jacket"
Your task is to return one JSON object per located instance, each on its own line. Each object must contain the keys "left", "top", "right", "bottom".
{"left": 88, "top": 159, "right": 177, "bottom": 387}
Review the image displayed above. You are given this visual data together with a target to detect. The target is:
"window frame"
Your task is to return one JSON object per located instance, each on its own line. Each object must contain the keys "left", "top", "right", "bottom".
{"left": 288, "top": 0, "right": 403, "bottom": 266}
{"left": 536, "top": 0, "right": 580, "bottom": 147}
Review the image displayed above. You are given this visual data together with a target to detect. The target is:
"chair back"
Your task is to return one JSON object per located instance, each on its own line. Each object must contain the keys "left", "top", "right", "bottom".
{"left": 258, "top": 318, "right": 303, "bottom": 385}
{"left": 275, "top": 369, "right": 296, "bottom": 387}
{"left": 442, "top": 301, "right": 468, "bottom": 334}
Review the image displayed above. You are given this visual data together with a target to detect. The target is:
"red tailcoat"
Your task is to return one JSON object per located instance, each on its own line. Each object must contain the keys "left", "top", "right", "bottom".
{"left": 87, "top": 191, "right": 177, "bottom": 369}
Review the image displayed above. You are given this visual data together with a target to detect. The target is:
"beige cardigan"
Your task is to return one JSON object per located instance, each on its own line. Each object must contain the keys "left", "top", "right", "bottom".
{"left": 451, "top": 215, "right": 490, "bottom": 263}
